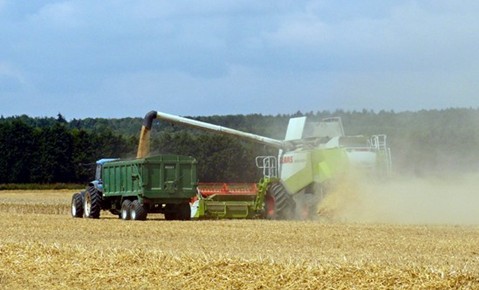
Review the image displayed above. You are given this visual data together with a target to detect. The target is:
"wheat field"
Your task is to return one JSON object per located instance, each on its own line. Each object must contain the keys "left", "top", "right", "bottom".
{"left": 0, "top": 189, "right": 478, "bottom": 289}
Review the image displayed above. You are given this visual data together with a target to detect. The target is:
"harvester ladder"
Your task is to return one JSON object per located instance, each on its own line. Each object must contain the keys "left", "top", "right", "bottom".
{"left": 372, "top": 134, "right": 387, "bottom": 151}
{"left": 371, "top": 135, "right": 392, "bottom": 175}
{"left": 255, "top": 156, "right": 278, "bottom": 178}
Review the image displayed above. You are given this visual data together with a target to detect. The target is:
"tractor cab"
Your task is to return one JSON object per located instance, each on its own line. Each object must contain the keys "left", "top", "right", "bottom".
{"left": 92, "top": 158, "right": 119, "bottom": 190}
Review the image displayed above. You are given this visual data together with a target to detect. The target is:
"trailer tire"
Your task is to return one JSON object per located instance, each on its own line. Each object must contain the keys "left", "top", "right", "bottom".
{"left": 164, "top": 204, "right": 176, "bottom": 220}
{"left": 265, "top": 182, "right": 295, "bottom": 220}
{"left": 121, "top": 199, "right": 132, "bottom": 220}
{"left": 71, "top": 192, "right": 83, "bottom": 218}
{"left": 83, "top": 187, "right": 101, "bottom": 219}
{"left": 177, "top": 202, "right": 191, "bottom": 221}
{"left": 130, "top": 200, "right": 147, "bottom": 221}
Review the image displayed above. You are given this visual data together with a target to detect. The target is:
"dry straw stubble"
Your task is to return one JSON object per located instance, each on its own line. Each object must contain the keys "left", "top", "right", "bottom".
{"left": 0, "top": 190, "right": 478, "bottom": 289}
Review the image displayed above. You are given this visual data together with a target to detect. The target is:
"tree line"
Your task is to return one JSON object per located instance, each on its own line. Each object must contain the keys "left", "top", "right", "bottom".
{"left": 1, "top": 108, "right": 478, "bottom": 184}
{"left": 0, "top": 116, "right": 134, "bottom": 183}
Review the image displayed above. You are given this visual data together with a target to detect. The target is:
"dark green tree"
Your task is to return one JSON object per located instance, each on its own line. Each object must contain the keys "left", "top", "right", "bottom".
{"left": 0, "top": 120, "right": 36, "bottom": 183}
{"left": 30, "top": 123, "right": 74, "bottom": 183}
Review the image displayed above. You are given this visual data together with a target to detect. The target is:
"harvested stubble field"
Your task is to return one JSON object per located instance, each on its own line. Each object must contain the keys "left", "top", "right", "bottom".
{"left": 0, "top": 188, "right": 479, "bottom": 289}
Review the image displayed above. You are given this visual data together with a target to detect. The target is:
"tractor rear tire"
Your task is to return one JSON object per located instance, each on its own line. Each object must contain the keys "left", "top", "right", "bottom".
{"left": 130, "top": 200, "right": 147, "bottom": 221}
{"left": 265, "top": 182, "right": 295, "bottom": 220}
{"left": 83, "top": 187, "right": 101, "bottom": 219}
{"left": 121, "top": 199, "right": 132, "bottom": 220}
{"left": 71, "top": 192, "right": 83, "bottom": 218}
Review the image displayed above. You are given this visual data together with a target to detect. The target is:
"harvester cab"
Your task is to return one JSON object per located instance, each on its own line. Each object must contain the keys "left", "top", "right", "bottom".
{"left": 137, "top": 111, "right": 392, "bottom": 220}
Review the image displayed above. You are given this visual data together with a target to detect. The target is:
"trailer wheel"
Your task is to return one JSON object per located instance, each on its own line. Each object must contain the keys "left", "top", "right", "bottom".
{"left": 71, "top": 192, "right": 83, "bottom": 218}
{"left": 164, "top": 204, "right": 176, "bottom": 220}
{"left": 177, "top": 202, "right": 191, "bottom": 221}
{"left": 121, "top": 199, "right": 131, "bottom": 220}
{"left": 130, "top": 200, "right": 147, "bottom": 221}
{"left": 265, "top": 182, "right": 295, "bottom": 220}
{"left": 83, "top": 187, "right": 101, "bottom": 219}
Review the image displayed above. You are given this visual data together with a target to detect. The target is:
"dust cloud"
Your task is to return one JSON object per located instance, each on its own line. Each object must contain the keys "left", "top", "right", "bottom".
{"left": 318, "top": 172, "right": 479, "bottom": 225}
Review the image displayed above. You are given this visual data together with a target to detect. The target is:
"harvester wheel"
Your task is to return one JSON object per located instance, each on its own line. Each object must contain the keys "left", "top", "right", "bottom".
{"left": 83, "top": 187, "right": 101, "bottom": 219}
{"left": 265, "top": 182, "right": 295, "bottom": 220}
{"left": 265, "top": 194, "right": 277, "bottom": 219}
{"left": 296, "top": 193, "right": 318, "bottom": 220}
{"left": 130, "top": 200, "right": 147, "bottom": 221}
{"left": 176, "top": 202, "right": 191, "bottom": 221}
{"left": 121, "top": 199, "right": 132, "bottom": 220}
{"left": 71, "top": 192, "right": 83, "bottom": 218}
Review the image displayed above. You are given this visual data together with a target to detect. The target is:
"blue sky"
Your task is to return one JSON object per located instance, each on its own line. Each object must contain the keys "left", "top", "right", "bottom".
{"left": 1, "top": 1, "right": 478, "bottom": 119}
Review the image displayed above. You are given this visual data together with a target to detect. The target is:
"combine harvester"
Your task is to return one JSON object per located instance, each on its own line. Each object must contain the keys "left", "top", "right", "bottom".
{"left": 137, "top": 111, "right": 392, "bottom": 220}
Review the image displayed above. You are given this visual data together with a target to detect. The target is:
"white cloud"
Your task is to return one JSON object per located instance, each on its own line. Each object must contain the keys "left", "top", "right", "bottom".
{"left": 267, "top": 13, "right": 330, "bottom": 47}
{"left": 0, "top": 62, "right": 27, "bottom": 87}
{"left": 27, "top": 1, "right": 84, "bottom": 29}
{"left": 1, "top": 1, "right": 479, "bottom": 118}
{"left": 263, "top": 1, "right": 479, "bottom": 76}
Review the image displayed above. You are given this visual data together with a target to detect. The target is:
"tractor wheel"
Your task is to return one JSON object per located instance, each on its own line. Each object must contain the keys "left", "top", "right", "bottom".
{"left": 121, "top": 199, "right": 132, "bottom": 220}
{"left": 264, "top": 182, "right": 295, "bottom": 220}
{"left": 83, "top": 187, "right": 101, "bottom": 219}
{"left": 71, "top": 192, "right": 83, "bottom": 218}
{"left": 130, "top": 200, "right": 147, "bottom": 221}
{"left": 176, "top": 202, "right": 191, "bottom": 221}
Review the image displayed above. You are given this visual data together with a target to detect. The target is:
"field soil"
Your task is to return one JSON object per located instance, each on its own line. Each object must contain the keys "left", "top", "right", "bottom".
{"left": 0, "top": 187, "right": 478, "bottom": 289}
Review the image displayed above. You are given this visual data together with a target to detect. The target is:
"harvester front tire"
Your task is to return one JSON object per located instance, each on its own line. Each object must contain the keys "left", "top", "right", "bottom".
{"left": 265, "top": 183, "right": 295, "bottom": 220}
{"left": 83, "top": 187, "right": 101, "bottom": 219}
{"left": 295, "top": 193, "right": 318, "bottom": 221}
{"left": 71, "top": 192, "right": 83, "bottom": 218}
{"left": 130, "top": 200, "right": 147, "bottom": 221}
{"left": 121, "top": 199, "right": 132, "bottom": 220}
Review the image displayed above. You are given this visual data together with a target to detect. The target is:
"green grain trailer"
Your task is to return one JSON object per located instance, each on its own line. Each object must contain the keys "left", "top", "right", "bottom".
{"left": 71, "top": 154, "right": 197, "bottom": 220}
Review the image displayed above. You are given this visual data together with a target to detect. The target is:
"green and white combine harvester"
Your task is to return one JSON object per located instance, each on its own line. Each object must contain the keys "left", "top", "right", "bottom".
{"left": 136, "top": 111, "right": 392, "bottom": 220}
